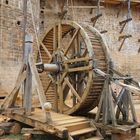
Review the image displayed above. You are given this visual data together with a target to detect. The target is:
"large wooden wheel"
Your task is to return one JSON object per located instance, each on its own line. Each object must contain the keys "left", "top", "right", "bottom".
{"left": 39, "top": 21, "right": 109, "bottom": 115}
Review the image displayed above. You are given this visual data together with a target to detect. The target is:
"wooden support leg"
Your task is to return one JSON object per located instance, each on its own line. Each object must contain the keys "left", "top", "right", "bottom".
{"left": 128, "top": 91, "right": 137, "bottom": 122}
{"left": 122, "top": 90, "right": 129, "bottom": 121}
{"left": 108, "top": 85, "right": 116, "bottom": 126}
{"left": 29, "top": 55, "right": 47, "bottom": 111}
{"left": 95, "top": 86, "right": 105, "bottom": 122}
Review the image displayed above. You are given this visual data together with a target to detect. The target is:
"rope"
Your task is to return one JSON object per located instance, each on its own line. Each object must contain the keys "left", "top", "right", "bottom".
{"left": 97, "top": 0, "right": 101, "bottom": 15}
{"left": 70, "top": 0, "right": 75, "bottom": 21}
{"left": 0, "top": 0, "right": 3, "bottom": 55}
{"left": 127, "top": 0, "right": 131, "bottom": 18}
{"left": 29, "top": 0, "right": 42, "bottom": 63}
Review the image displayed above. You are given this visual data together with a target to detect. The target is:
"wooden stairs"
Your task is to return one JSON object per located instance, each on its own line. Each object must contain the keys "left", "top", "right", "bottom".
{"left": 52, "top": 112, "right": 103, "bottom": 140}
{"left": 68, "top": 121, "right": 103, "bottom": 139}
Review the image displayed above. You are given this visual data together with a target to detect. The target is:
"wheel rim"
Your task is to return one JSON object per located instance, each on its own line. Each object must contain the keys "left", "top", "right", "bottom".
{"left": 39, "top": 21, "right": 108, "bottom": 114}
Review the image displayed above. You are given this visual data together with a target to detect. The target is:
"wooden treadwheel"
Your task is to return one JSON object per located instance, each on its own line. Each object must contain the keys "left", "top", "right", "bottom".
{"left": 39, "top": 21, "right": 109, "bottom": 115}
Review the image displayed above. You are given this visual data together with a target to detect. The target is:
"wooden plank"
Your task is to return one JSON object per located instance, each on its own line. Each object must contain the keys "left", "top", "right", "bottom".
{"left": 61, "top": 121, "right": 90, "bottom": 132}
{"left": 21, "top": 128, "right": 45, "bottom": 135}
{"left": 55, "top": 118, "right": 89, "bottom": 126}
{"left": 6, "top": 112, "right": 68, "bottom": 138}
{"left": 70, "top": 127, "right": 95, "bottom": 136}
{"left": 66, "top": 6, "right": 104, "bottom": 9}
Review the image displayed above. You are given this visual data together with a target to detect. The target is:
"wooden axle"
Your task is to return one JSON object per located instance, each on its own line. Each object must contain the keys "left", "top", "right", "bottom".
{"left": 44, "top": 64, "right": 59, "bottom": 72}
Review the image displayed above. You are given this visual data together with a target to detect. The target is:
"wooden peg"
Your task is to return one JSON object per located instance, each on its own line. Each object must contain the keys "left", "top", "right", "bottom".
{"left": 100, "top": 30, "right": 108, "bottom": 34}
{"left": 118, "top": 35, "right": 132, "bottom": 51}
{"left": 119, "top": 18, "right": 132, "bottom": 33}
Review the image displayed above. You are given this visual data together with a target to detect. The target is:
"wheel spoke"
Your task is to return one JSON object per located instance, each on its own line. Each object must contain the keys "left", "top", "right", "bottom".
{"left": 45, "top": 80, "right": 52, "bottom": 94}
{"left": 64, "top": 28, "right": 80, "bottom": 56}
{"left": 64, "top": 77, "right": 81, "bottom": 102}
{"left": 82, "top": 48, "right": 88, "bottom": 57}
{"left": 53, "top": 26, "right": 57, "bottom": 51}
{"left": 58, "top": 23, "right": 62, "bottom": 49}
{"left": 40, "top": 42, "right": 52, "bottom": 59}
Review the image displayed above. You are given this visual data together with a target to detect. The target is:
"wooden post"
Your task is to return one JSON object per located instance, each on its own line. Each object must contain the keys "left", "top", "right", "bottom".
{"left": 23, "top": 34, "right": 33, "bottom": 115}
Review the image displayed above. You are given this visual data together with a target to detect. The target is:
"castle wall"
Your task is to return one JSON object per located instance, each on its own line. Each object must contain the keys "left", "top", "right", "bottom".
{"left": 0, "top": 0, "right": 140, "bottom": 93}
{"left": 0, "top": 0, "right": 40, "bottom": 92}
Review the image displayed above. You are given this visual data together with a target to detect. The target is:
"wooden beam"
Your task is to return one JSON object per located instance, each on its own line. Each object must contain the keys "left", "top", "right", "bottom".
{"left": 66, "top": 6, "right": 104, "bottom": 9}
{"left": 21, "top": 128, "right": 45, "bottom": 135}
{"left": 29, "top": 55, "right": 47, "bottom": 111}
{"left": 103, "top": 0, "right": 140, "bottom": 4}
{"left": 6, "top": 111, "right": 68, "bottom": 138}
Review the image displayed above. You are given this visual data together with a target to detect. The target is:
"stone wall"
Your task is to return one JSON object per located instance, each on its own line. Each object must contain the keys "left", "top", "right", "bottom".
{"left": 0, "top": 0, "right": 140, "bottom": 93}
{"left": 0, "top": 0, "right": 39, "bottom": 92}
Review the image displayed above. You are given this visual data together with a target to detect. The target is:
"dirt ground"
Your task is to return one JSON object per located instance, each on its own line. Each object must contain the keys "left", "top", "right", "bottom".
{"left": 0, "top": 134, "right": 62, "bottom": 140}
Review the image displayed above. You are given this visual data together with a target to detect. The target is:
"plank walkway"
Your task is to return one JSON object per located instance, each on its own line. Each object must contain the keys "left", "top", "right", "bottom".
{"left": 4, "top": 108, "right": 100, "bottom": 139}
